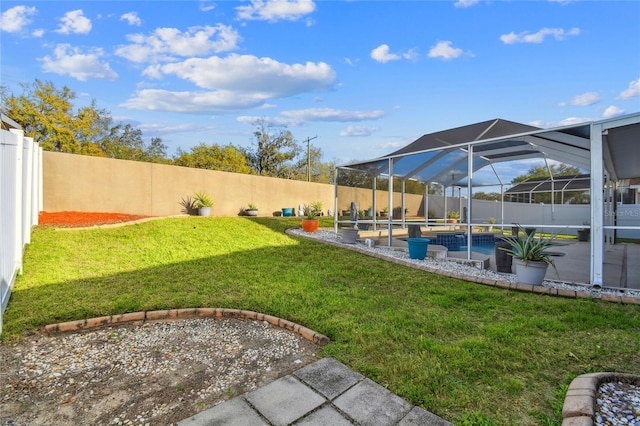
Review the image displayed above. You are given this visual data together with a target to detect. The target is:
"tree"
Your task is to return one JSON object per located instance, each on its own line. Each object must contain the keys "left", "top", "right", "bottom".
{"left": 510, "top": 163, "right": 587, "bottom": 204}
{"left": 511, "top": 164, "right": 581, "bottom": 184}
{"left": 3, "top": 79, "right": 81, "bottom": 152}
{"left": 288, "top": 145, "right": 338, "bottom": 184}
{"left": 74, "top": 100, "right": 112, "bottom": 156}
{"left": 100, "top": 123, "right": 142, "bottom": 160}
{"left": 147, "top": 137, "right": 169, "bottom": 164}
{"left": 99, "top": 124, "right": 168, "bottom": 163}
{"left": 2, "top": 79, "right": 168, "bottom": 163}
{"left": 173, "top": 143, "right": 251, "bottom": 173}
{"left": 473, "top": 191, "right": 502, "bottom": 201}
{"left": 245, "top": 120, "right": 301, "bottom": 178}
{"left": 336, "top": 167, "right": 375, "bottom": 189}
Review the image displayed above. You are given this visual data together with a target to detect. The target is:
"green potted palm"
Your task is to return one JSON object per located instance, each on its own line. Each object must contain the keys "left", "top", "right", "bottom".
{"left": 447, "top": 210, "right": 460, "bottom": 223}
{"left": 193, "top": 191, "right": 214, "bottom": 216}
{"left": 497, "top": 225, "right": 565, "bottom": 285}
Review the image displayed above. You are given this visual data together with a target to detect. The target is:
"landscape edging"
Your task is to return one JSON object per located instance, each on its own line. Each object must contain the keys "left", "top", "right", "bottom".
{"left": 43, "top": 308, "right": 330, "bottom": 345}
{"left": 561, "top": 372, "right": 640, "bottom": 425}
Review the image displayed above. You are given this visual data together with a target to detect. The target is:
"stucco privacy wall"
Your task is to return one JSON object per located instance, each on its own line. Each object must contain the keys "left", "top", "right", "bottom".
{"left": 43, "top": 152, "right": 425, "bottom": 217}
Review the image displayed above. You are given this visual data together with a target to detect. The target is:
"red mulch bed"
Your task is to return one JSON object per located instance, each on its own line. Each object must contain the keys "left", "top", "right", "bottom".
{"left": 38, "top": 211, "right": 150, "bottom": 228}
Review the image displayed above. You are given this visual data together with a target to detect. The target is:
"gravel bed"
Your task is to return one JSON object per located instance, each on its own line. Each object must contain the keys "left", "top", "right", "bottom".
{"left": 291, "top": 228, "right": 640, "bottom": 301}
{"left": 596, "top": 382, "right": 640, "bottom": 425}
{"left": 0, "top": 318, "right": 320, "bottom": 425}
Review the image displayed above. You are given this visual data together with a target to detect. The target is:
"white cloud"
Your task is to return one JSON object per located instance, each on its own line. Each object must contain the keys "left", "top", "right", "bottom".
{"left": 557, "top": 117, "right": 590, "bottom": 126}
{"left": 454, "top": 0, "right": 479, "bottom": 8}
{"left": 122, "top": 55, "right": 335, "bottom": 113}
{"left": 603, "top": 105, "right": 625, "bottom": 118}
{"left": 236, "top": 115, "right": 297, "bottom": 127}
{"left": 41, "top": 44, "right": 118, "bottom": 81}
{"left": 236, "top": 0, "right": 316, "bottom": 22}
{"left": 379, "top": 141, "right": 403, "bottom": 150}
{"left": 559, "top": 92, "right": 600, "bottom": 107}
{"left": 138, "top": 122, "right": 203, "bottom": 135}
{"left": 619, "top": 77, "right": 640, "bottom": 99}
{"left": 32, "top": 28, "right": 44, "bottom": 37}
{"left": 120, "top": 12, "right": 142, "bottom": 27}
{"left": 500, "top": 27, "right": 580, "bottom": 44}
{"left": 56, "top": 10, "right": 92, "bottom": 35}
{"left": 115, "top": 24, "right": 240, "bottom": 63}
{"left": 371, "top": 44, "right": 400, "bottom": 63}
{"left": 529, "top": 117, "right": 589, "bottom": 128}
{"left": 340, "top": 125, "right": 380, "bottom": 137}
{"left": 200, "top": 1, "right": 216, "bottom": 12}
{"left": 281, "top": 108, "right": 385, "bottom": 122}
{"left": 428, "top": 41, "right": 464, "bottom": 60}
{"left": 121, "top": 89, "right": 269, "bottom": 113}
{"left": 152, "top": 54, "right": 335, "bottom": 95}
{"left": 1, "top": 5, "right": 37, "bottom": 33}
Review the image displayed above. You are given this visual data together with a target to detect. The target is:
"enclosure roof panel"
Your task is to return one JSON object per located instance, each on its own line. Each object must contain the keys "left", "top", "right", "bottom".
{"left": 339, "top": 113, "right": 640, "bottom": 186}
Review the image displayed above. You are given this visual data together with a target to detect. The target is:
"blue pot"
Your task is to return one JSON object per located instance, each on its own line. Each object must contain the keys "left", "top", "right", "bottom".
{"left": 407, "top": 238, "right": 430, "bottom": 260}
{"left": 282, "top": 208, "right": 294, "bottom": 217}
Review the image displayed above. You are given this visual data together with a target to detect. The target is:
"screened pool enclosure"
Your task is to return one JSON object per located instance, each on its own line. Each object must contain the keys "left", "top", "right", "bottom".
{"left": 333, "top": 113, "right": 640, "bottom": 288}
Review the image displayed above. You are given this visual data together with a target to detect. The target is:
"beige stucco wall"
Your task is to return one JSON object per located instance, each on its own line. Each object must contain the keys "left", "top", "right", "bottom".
{"left": 43, "top": 151, "right": 425, "bottom": 217}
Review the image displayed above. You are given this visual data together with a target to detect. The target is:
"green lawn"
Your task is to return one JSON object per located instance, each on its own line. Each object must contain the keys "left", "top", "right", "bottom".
{"left": 3, "top": 217, "right": 639, "bottom": 425}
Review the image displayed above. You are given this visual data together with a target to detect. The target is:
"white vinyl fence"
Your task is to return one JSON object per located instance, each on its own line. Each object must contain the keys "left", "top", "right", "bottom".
{"left": 0, "top": 125, "right": 42, "bottom": 334}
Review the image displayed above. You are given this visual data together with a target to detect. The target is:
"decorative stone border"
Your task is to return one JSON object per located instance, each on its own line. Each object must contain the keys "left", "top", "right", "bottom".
{"left": 43, "top": 308, "right": 330, "bottom": 345}
{"left": 562, "top": 372, "right": 640, "bottom": 425}
{"left": 287, "top": 228, "right": 640, "bottom": 306}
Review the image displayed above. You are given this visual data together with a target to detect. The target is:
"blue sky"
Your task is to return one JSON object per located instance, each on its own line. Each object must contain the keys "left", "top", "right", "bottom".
{"left": 1, "top": 0, "right": 639, "bottom": 183}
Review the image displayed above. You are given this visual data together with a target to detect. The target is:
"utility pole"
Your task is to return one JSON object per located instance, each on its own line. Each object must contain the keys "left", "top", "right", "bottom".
{"left": 306, "top": 135, "right": 318, "bottom": 182}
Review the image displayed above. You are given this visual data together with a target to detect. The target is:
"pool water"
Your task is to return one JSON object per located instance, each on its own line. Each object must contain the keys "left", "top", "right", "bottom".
{"left": 433, "top": 233, "right": 497, "bottom": 255}
{"left": 451, "top": 243, "right": 495, "bottom": 256}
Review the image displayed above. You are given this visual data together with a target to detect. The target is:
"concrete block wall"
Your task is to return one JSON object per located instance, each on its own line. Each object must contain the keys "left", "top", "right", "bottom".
{"left": 43, "top": 152, "right": 425, "bottom": 218}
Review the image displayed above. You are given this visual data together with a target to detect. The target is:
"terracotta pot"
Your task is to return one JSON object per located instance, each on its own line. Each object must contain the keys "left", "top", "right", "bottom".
{"left": 301, "top": 219, "right": 319, "bottom": 233}
{"left": 446, "top": 219, "right": 458, "bottom": 224}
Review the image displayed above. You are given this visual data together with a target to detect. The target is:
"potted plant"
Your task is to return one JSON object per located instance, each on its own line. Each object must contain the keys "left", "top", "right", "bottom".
{"left": 245, "top": 203, "right": 258, "bottom": 217}
{"left": 486, "top": 217, "right": 496, "bottom": 232}
{"left": 447, "top": 210, "right": 460, "bottom": 223}
{"left": 379, "top": 206, "right": 389, "bottom": 218}
{"left": 301, "top": 201, "right": 323, "bottom": 233}
{"left": 577, "top": 221, "right": 590, "bottom": 242}
{"left": 193, "top": 191, "right": 214, "bottom": 216}
{"left": 497, "top": 225, "right": 565, "bottom": 285}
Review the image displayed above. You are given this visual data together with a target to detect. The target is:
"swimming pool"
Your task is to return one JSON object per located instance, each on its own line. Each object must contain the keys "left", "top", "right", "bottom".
{"left": 450, "top": 243, "right": 495, "bottom": 256}
{"left": 434, "top": 233, "right": 496, "bottom": 256}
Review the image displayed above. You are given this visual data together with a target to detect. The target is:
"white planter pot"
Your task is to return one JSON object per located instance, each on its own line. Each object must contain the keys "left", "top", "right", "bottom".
{"left": 513, "top": 258, "right": 548, "bottom": 286}
{"left": 246, "top": 210, "right": 258, "bottom": 217}
{"left": 199, "top": 206, "right": 212, "bottom": 217}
